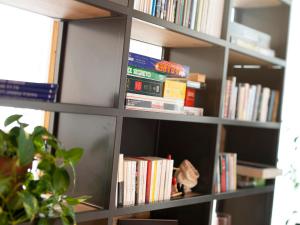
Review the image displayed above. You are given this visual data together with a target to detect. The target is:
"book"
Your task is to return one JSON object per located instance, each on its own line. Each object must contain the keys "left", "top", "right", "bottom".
{"left": 184, "top": 87, "right": 196, "bottom": 107}
{"left": 126, "top": 75, "right": 164, "bottom": 97}
{"left": 0, "top": 79, "right": 58, "bottom": 90}
{"left": 117, "top": 154, "right": 124, "bottom": 206}
{"left": 0, "top": 89, "right": 56, "bottom": 102}
{"left": 118, "top": 219, "right": 178, "bottom": 225}
{"left": 188, "top": 73, "right": 206, "bottom": 83}
{"left": 237, "top": 160, "right": 282, "bottom": 179}
{"left": 163, "top": 79, "right": 187, "bottom": 100}
{"left": 127, "top": 66, "right": 167, "bottom": 82}
{"left": 0, "top": 84, "right": 58, "bottom": 94}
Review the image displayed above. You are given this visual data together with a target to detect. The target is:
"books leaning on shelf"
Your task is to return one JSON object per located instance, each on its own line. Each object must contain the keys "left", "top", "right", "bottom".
{"left": 133, "top": 0, "right": 225, "bottom": 38}
{"left": 222, "top": 76, "right": 280, "bottom": 122}
{"left": 214, "top": 153, "right": 237, "bottom": 193}
{"left": 229, "top": 22, "right": 275, "bottom": 57}
{"left": 117, "top": 154, "right": 174, "bottom": 206}
{"left": 0, "top": 79, "right": 58, "bottom": 102}
{"left": 126, "top": 52, "right": 205, "bottom": 116}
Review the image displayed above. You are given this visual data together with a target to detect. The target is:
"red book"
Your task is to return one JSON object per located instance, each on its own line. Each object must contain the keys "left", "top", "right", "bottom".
{"left": 185, "top": 88, "right": 196, "bottom": 107}
{"left": 145, "top": 160, "right": 152, "bottom": 203}
{"left": 220, "top": 155, "right": 226, "bottom": 192}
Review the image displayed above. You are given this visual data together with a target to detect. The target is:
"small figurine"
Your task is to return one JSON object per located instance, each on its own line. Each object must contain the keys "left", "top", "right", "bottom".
{"left": 174, "top": 159, "right": 200, "bottom": 193}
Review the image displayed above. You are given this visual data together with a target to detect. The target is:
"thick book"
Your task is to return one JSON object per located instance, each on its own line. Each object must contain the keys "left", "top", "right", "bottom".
{"left": 128, "top": 52, "right": 190, "bottom": 77}
{"left": 237, "top": 160, "right": 282, "bottom": 179}
{"left": 0, "top": 90, "right": 55, "bottom": 102}
{"left": 126, "top": 75, "right": 163, "bottom": 97}
{"left": 163, "top": 79, "right": 187, "bottom": 100}
{"left": 118, "top": 219, "right": 178, "bottom": 225}
{"left": 127, "top": 66, "right": 166, "bottom": 82}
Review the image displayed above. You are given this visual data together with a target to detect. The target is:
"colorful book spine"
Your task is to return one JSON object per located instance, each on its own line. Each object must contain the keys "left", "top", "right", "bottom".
{"left": 126, "top": 75, "right": 163, "bottom": 97}
{"left": 127, "top": 66, "right": 166, "bottom": 82}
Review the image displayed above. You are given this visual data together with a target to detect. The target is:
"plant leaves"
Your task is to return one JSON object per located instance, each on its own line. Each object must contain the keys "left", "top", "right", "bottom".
{"left": 0, "top": 212, "right": 8, "bottom": 224}
{"left": 53, "top": 168, "right": 70, "bottom": 195}
{"left": 65, "top": 148, "right": 84, "bottom": 166}
{"left": 65, "top": 196, "right": 90, "bottom": 205}
{"left": 37, "top": 218, "right": 49, "bottom": 225}
{"left": 17, "top": 128, "right": 35, "bottom": 166}
{"left": 4, "top": 114, "right": 22, "bottom": 127}
{"left": 19, "top": 191, "right": 39, "bottom": 221}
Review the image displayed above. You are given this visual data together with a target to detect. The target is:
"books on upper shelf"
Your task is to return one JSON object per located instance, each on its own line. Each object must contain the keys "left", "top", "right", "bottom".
{"left": 222, "top": 76, "right": 280, "bottom": 122}
{"left": 126, "top": 52, "right": 206, "bottom": 116}
{"left": 117, "top": 154, "right": 174, "bottom": 206}
{"left": 0, "top": 79, "right": 58, "bottom": 102}
{"left": 214, "top": 153, "right": 237, "bottom": 193}
{"left": 133, "top": 0, "right": 225, "bottom": 38}
{"left": 237, "top": 175, "right": 266, "bottom": 188}
{"left": 237, "top": 160, "right": 282, "bottom": 179}
{"left": 230, "top": 22, "right": 275, "bottom": 57}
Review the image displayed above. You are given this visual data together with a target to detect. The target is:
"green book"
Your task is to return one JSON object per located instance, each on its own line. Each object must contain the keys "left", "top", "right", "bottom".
{"left": 127, "top": 66, "right": 166, "bottom": 82}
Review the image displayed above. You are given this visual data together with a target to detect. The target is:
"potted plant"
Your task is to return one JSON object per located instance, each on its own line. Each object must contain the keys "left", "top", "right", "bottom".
{"left": 0, "top": 114, "right": 88, "bottom": 225}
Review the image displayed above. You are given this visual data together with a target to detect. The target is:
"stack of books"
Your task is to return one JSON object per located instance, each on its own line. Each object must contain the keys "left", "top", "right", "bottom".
{"left": 214, "top": 153, "right": 237, "bottom": 193}
{"left": 222, "top": 76, "right": 280, "bottom": 122}
{"left": 230, "top": 22, "right": 275, "bottom": 57}
{"left": 0, "top": 79, "right": 58, "bottom": 102}
{"left": 133, "top": 0, "right": 225, "bottom": 38}
{"left": 126, "top": 52, "right": 205, "bottom": 116}
{"left": 117, "top": 154, "right": 174, "bottom": 206}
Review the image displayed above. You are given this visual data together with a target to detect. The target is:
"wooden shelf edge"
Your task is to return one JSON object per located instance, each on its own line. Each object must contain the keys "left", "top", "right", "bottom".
{"left": 124, "top": 109, "right": 220, "bottom": 124}
{"left": 78, "top": 0, "right": 129, "bottom": 16}
{"left": 213, "top": 185, "right": 275, "bottom": 201}
{"left": 0, "top": 98, "right": 120, "bottom": 116}
{"left": 221, "top": 119, "right": 281, "bottom": 129}
{"left": 132, "top": 10, "right": 227, "bottom": 48}
{"left": 229, "top": 44, "right": 286, "bottom": 67}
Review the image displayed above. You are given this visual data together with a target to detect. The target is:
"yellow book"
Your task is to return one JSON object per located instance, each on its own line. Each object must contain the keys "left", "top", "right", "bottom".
{"left": 163, "top": 80, "right": 187, "bottom": 100}
{"left": 151, "top": 161, "right": 158, "bottom": 202}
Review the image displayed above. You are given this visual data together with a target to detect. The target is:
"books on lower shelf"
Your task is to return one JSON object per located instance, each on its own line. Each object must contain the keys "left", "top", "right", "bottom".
{"left": 222, "top": 76, "right": 280, "bottom": 122}
{"left": 230, "top": 22, "right": 275, "bottom": 57}
{"left": 0, "top": 79, "right": 58, "bottom": 102}
{"left": 214, "top": 153, "right": 237, "bottom": 193}
{"left": 133, "top": 0, "right": 225, "bottom": 38}
{"left": 126, "top": 52, "right": 206, "bottom": 116}
{"left": 117, "top": 154, "right": 174, "bottom": 206}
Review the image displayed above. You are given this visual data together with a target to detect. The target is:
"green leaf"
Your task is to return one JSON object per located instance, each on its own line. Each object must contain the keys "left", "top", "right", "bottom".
{"left": 0, "top": 212, "right": 8, "bottom": 224}
{"left": 0, "top": 177, "right": 11, "bottom": 194}
{"left": 38, "top": 159, "right": 53, "bottom": 172}
{"left": 7, "top": 194, "right": 23, "bottom": 211}
{"left": 65, "top": 148, "right": 84, "bottom": 166}
{"left": 19, "top": 191, "right": 39, "bottom": 221}
{"left": 17, "top": 128, "right": 35, "bottom": 166}
{"left": 4, "top": 114, "right": 22, "bottom": 127}
{"left": 53, "top": 168, "right": 70, "bottom": 195}
{"left": 37, "top": 218, "right": 49, "bottom": 225}
{"left": 65, "top": 196, "right": 90, "bottom": 205}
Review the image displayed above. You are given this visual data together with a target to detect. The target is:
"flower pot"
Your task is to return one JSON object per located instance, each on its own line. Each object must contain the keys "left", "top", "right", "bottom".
{"left": 0, "top": 156, "right": 31, "bottom": 177}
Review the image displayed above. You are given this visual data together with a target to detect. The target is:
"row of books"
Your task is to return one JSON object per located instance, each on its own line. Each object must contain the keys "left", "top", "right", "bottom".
{"left": 126, "top": 52, "right": 205, "bottom": 116}
{"left": 0, "top": 79, "right": 58, "bottom": 102}
{"left": 117, "top": 154, "right": 174, "bottom": 206}
{"left": 214, "top": 153, "right": 237, "bottom": 193}
{"left": 230, "top": 22, "right": 275, "bottom": 57}
{"left": 134, "top": 0, "right": 225, "bottom": 37}
{"left": 222, "top": 77, "right": 280, "bottom": 122}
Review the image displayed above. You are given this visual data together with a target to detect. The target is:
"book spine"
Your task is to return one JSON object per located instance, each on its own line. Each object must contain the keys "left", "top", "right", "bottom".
{"left": 0, "top": 90, "right": 55, "bottom": 101}
{"left": 145, "top": 160, "right": 152, "bottom": 203}
{"left": 184, "top": 87, "right": 196, "bottom": 107}
{"left": 225, "top": 154, "right": 229, "bottom": 192}
{"left": 0, "top": 79, "right": 58, "bottom": 89}
{"left": 223, "top": 80, "right": 231, "bottom": 118}
{"left": 127, "top": 66, "right": 166, "bottom": 82}
{"left": 117, "top": 154, "right": 124, "bottom": 206}
{"left": 151, "top": 160, "right": 158, "bottom": 203}
{"left": 272, "top": 91, "right": 280, "bottom": 122}
{"left": 0, "top": 84, "right": 58, "bottom": 94}
{"left": 151, "top": 0, "right": 157, "bottom": 16}
{"left": 126, "top": 76, "right": 163, "bottom": 97}
{"left": 156, "top": 0, "right": 162, "bottom": 17}
{"left": 220, "top": 155, "right": 226, "bottom": 192}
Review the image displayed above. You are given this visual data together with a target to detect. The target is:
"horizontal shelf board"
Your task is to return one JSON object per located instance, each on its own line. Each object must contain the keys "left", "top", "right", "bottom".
{"left": 78, "top": 0, "right": 129, "bottom": 15}
{"left": 0, "top": 0, "right": 117, "bottom": 20}
{"left": 234, "top": 0, "right": 290, "bottom": 8}
{"left": 131, "top": 10, "right": 227, "bottom": 48}
{"left": 0, "top": 98, "right": 120, "bottom": 116}
{"left": 124, "top": 109, "right": 220, "bottom": 124}
{"left": 229, "top": 44, "right": 286, "bottom": 67}
{"left": 114, "top": 193, "right": 211, "bottom": 216}
{"left": 221, "top": 119, "right": 281, "bottom": 129}
{"left": 213, "top": 185, "right": 275, "bottom": 201}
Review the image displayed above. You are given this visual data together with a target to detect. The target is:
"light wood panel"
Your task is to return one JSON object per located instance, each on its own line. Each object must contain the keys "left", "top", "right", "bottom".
{"left": 131, "top": 18, "right": 213, "bottom": 48}
{"left": 234, "top": 0, "right": 290, "bottom": 8}
{"left": 0, "top": 0, "right": 111, "bottom": 19}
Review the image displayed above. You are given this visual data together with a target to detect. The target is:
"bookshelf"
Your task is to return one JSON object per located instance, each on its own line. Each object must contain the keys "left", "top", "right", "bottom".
{"left": 0, "top": 0, "right": 290, "bottom": 224}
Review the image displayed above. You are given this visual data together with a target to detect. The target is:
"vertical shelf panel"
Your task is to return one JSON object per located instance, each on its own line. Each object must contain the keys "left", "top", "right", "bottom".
{"left": 56, "top": 113, "right": 117, "bottom": 208}
{"left": 60, "top": 17, "right": 126, "bottom": 107}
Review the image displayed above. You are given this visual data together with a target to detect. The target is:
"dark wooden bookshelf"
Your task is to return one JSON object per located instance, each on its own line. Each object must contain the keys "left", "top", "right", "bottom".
{"left": 1, "top": 0, "right": 290, "bottom": 224}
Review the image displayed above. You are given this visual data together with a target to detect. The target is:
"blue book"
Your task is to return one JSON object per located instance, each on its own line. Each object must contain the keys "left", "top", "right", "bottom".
{"left": 128, "top": 52, "right": 190, "bottom": 77}
{"left": 0, "top": 79, "right": 58, "bottom": 90}
{"left": 151, "top": 0, "right": 157, "bottom": 16}
{"left": 0, "top": 89, "right": 56, "bottom": 102}
{"left": 0, "top": 84, "right": 58, "bottom": 94}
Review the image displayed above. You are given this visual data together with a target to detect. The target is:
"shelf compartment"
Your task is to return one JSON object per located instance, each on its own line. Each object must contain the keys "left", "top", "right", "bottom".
{"left": 229, "top": 45, "right": 286, "bottom": 66}
{"left": 221, "top": 119, "right": 281, "bottom": 129}
{"left": 124, "top": 109, "right": 220, "bottom": 125}
{"left": 0, "top": 0, "right": 117, "bottom": 20}
{"left": 213, "top": 185, "right": 274, "bottom": 200}
{"left": 234, "top": 0, "right": 290, "bottom": 8}
{"left": 0, "top": 98, "right": 120, "bottom": 116}
{"left": 114, "top": 193, "right": 211, "bottom": 216}
{"left": 131, "top": 10, "right": 227, "bottom": 48}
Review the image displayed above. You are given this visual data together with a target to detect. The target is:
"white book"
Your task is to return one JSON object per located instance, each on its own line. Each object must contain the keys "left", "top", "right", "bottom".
{"left": 243, "top": 83, "right": 250, "bottom": 120}
{"left": 247, "top": 85, "right": 256, "bottom": 120}
{"left": 123, "top": 160, "right": 128, "bottom": 206}
{"left": 154, "top": 159, "right": 162, "bottom": 202}
{"left": 213, "top": 0, "right": 225, "bottom": 38}
{"left": 200, "top": 0, "right": 208, "bottom": 33}
{"left": 259, "top": 87, "right": 271, "bottom": 122}
{"left": 190, "top": 0, "right": 198, "bottom": 30}
{"left": 141, "top": 161, "right": 147, "bottom": 204}
{"left": 230, "top": 86, "right": 238, "bottom": 120}
{"left": 252, "top": 85, "right": 262, "bottom": 121}
{"left": 164, "top": 159, "right": 174, "bottom": 200}
{"left": 237, "top": 84, "right": 245, "bottom": 120}
{"left": 228, "top": 76, "right": 237, "bottom": 119}
{"left": 116, "top": 154, "right": 124, "bottom": 206}
{"left": 158, "top": 159, "right": 168, "bottom": 201}
{"left": 196, "top": 0, "right": 204, "bottom": 32}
